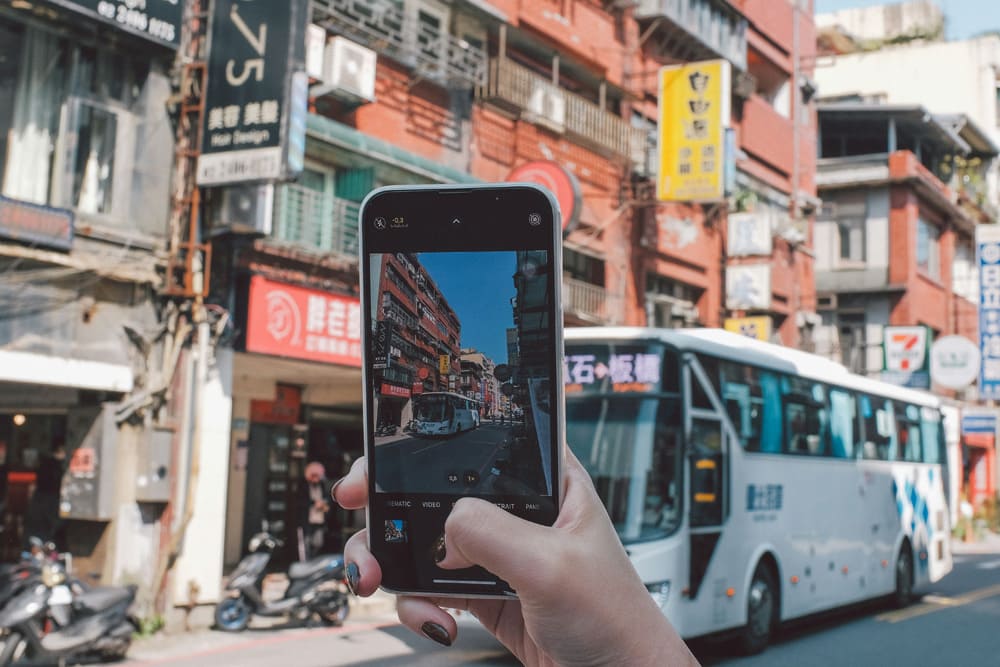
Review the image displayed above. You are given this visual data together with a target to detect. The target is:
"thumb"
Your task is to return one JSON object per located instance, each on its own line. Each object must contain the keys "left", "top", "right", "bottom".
{"left": 438, "top": 498, "right": 557, "bottom": 593}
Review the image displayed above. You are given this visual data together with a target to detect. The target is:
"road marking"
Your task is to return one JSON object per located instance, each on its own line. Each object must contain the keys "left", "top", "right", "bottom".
{"left": 876, "top": 583, "right": 1000, "bottom": 623}
{"left": 976, "top": 559, "right": 1000, "bottom": 570}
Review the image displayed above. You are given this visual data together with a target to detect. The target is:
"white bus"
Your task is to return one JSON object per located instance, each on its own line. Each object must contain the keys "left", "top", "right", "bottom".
{"left": 564, "top": 327, "right": 952, "bottom": 654}
{"left": 412, "top": 392, "right": 480, "bottom": 436}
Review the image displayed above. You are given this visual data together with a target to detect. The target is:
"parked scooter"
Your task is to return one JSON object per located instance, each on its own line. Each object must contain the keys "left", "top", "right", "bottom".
{"left": 375, "top": 423, "right": 398, "bottom": 437}
{"left": 214, "top": 529, "right": 350, "bottom": 632}
{"left": 0, "top": 542, "right": 137, "bottom": 665}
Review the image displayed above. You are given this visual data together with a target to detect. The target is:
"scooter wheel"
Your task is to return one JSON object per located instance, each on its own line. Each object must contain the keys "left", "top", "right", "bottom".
{"left": 0, "top": 632, "right": 28, "bottom": 667}
{"left": 317, "top": 599, "right": 350, "bottom": 627}
{"left": 214, "top": 595, "right": 252, "bottom": 632}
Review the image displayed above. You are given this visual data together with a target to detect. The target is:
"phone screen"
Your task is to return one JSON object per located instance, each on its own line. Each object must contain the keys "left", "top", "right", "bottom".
{"left": 359, "top": 185, "right": 562, "bottom": 596}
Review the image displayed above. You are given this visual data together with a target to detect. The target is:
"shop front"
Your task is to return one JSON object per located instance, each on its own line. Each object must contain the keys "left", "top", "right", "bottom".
{"left": 223, "top": 276, "right": 365, "bottom": 569}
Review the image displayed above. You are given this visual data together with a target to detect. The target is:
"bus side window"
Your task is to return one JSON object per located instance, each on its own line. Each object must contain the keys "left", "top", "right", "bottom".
{"left": 921, "top": 409, "right": 943, "bottom": 464}
{"left": 829, "top": 388, "right": 856, "bottom": 458}
{"left": 759, "top": 372, "right": 782, "bottom": 454}
{"left": 895, "top": 404, "right": 923, "bottom": 462}
{"left": 859, "top": 394, "right": 892, "bottom": 460}
{"left": 780, "top": 376, "right": 828, "bottom": 456}
{"left": 720, "top": 362, "right": 764, "bottom": 451}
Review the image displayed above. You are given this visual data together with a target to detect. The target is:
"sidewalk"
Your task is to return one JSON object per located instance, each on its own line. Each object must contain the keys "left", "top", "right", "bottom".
{"left": 128, "top": 589, "right": 399, "bottom": 664}
{"left": 951, "top": 532, "right": 1000, "bottom": 555}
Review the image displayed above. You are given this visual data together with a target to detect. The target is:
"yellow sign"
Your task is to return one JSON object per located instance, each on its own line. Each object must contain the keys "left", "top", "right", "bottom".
{"left": 725, "top": 317, "right": 772, "bottom": 342}
{"left": 657, "top": 60, "right": 730, "bottom": 202}
{"left": 438, "top": 354, "right": 450, "bottom": 375}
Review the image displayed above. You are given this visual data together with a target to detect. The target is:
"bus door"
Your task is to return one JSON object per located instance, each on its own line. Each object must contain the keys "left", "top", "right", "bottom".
{"left": 684, "top": 354, "right": 730, "bottom": 598}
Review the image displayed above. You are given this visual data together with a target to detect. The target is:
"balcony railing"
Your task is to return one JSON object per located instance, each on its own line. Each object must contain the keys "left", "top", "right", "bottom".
{"left": 563, "top": 277, "right": 623, "bottom": 325}
{"left": 636, "top": 0, "right": 748, "bottom": 71}
{"left": 311, "top": 0, "right": 487, "bottom": 88}
{"left": 274, "top": 186, "right": 359, "bottom": 259}
{"left": 481, "top": 58, "right": 648, "bottom": 163}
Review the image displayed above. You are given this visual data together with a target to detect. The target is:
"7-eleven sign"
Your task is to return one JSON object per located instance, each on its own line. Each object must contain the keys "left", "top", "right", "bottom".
{"left": 884, "top": 326, "right": 930, "bottom": 372}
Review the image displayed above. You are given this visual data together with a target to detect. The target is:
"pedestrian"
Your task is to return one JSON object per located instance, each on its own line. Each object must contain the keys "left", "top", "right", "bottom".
{"left": 331, "top": 450, "right": 699, "bottom": 665}
{"left": 299, "top": 461, "right": 333, "bottom": 559}
{"left": 24, "top": 440, "right": 66, "bottom": 549}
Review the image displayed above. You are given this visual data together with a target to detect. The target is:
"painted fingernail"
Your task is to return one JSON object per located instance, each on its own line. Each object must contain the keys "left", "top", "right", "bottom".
{"left": 433, "top": 534, "right": 446, "bottom": 563}
{"left": 421, "top": 621, "right": 452, "bottom": 647}
{"left": 345, "top": 562, "right": 360, "bottom": 595}
{"left": 329, "top": 477, "right": 346, "bottom": 505}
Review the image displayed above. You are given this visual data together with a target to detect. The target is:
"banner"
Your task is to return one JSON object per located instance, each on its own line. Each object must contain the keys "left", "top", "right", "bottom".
{"left": 978, "top": 225, "right": 1000, "bottom": 398}
{"left": 44, "top": 0, "right": 182, "bottom": 49}
{"left": 657, "top": 60, "right": 730, "bottom": 202}
{"left": 197, "top": 0, "right": 309, "bottom": 185}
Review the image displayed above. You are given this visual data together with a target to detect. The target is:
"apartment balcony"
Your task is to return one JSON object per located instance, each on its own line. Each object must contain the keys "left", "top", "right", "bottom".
{"left": 481, "top": 58, "right": 647, "bottom": 163}
{"left": 563, "top": 277, "right": 623, "bottom": 325}
{"left": 635, "top": 0, "right": 747, "bottom": 70}
{"left": 741, "top": 94, "right": 794, "bottom": 175}
{"left": 311, "top": 0, "right": 487, "bottom": 88}
{"left": 273, "top": 186, "right": 359, "bottom": 260}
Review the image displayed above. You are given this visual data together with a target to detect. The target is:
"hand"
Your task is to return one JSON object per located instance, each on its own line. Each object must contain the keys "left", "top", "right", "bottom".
{"left": 333, "top": 450, "right": 698, "bottom": 667}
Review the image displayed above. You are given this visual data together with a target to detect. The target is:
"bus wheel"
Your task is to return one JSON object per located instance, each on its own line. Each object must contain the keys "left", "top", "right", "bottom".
{"left": 739, "top": 563, "right": 777, "bottom": 655}
{"left": 893, "top": 544, "right": 914, "bottom": 608}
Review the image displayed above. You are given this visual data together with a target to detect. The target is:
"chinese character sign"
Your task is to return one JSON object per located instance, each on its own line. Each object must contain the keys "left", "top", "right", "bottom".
{"left": 197, "top": 0, "right": 309, "bottom": 185}
{"left": 657, "top": 60, "right": 731, "bottom": 202}
{"left": 978, "top": 225, "right": 1000, "bottom": 398}
{"left": 563, "top": 346, "right": 664, "bottom": 393}
{"left": 246, "top": 276, "right": 361, "bottom": 367}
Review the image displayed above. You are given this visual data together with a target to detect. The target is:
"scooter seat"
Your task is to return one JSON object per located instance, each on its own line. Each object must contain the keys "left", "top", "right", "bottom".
{"left": 288, "top": 555, "right": 343, "bottom": 580}
{"left": 75, "top": 585, "right": 135, "bottom": 614}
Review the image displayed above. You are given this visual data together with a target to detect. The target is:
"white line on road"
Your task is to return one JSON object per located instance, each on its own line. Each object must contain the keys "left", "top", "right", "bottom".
{"left": 976, "top": 559, "right": 1000, "bottom": 570}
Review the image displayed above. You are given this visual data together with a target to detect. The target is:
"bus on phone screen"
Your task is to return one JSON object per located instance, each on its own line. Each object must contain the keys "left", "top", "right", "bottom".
{"left": 564, "top": 326, "right": 952, "bottom": 653}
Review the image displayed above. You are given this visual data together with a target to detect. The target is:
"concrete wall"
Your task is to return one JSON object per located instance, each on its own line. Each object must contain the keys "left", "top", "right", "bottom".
{"left": 816, "top": 0, "right": 943, "bottom": 42}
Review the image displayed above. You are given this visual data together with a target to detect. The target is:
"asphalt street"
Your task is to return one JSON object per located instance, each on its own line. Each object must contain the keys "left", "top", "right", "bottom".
{"left": 373, "top": 422, "right": 514, "bottom": 494}
{"left": 117, "top": 546, "right": 1000, "bottom": 666}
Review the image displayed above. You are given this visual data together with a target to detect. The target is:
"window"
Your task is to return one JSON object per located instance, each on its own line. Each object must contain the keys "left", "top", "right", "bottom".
{"left": 275, "top": 166, "right": 362, "bottom": 256}
{"left": 407, "top": 0, "right": 449, "bottom": 76}
{"left": 953, "top": 237, "right": 978, "bottom": 302}
{"left": 721, "top": 362, "right": 782, "bottom": 454}
{"left": 859, "top": 394, "right": 893, "bottom": 460}
{"left": 837, "top": 216, "right": 866, "bottom": 263}
{"left": 921, "top": 409, "right": 944, "bottom": 464}
{"left": 894, "top": 403, "right": 923, "bottom": 462}
{"left": 782, "top": 376, "right": 828, "bottom": 455}
{"left": 838, "top": 312, "right": 867, "bottom": 374}
{"left": 564, "top": 248, "right": 606, "bottom": 286}
{"left": 829, "top": 388, "right": 858, "bottom": 459}
{"left": 917, "top": 217, "right": 941, "bottom": 280}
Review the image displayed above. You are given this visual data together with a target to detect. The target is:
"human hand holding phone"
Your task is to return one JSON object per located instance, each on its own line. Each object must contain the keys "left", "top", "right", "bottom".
{"left": 334, "top": 450, "right": 699, "bottom": 667}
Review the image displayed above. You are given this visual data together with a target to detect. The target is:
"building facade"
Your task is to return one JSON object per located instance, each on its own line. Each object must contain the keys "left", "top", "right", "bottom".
{"left": 814, "top": 103, "right": 998, "bottom": 511}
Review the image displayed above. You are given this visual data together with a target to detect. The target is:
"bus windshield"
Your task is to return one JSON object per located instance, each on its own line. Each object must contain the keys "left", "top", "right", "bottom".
{"left": 567, "top": 395, "right": 683, "bottom": 544}
{"left": 414, "top": 396, "right": 449, "bottom": 423}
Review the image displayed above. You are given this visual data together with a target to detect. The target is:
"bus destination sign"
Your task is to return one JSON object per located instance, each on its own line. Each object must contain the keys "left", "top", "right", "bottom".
{"left": 564, "top": 346, "right": 663, "bottom": 394}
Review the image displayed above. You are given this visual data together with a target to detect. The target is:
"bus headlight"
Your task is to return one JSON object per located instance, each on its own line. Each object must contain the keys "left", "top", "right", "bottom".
{"left": 645, "top": 580, "right": 671, "bottom": 610}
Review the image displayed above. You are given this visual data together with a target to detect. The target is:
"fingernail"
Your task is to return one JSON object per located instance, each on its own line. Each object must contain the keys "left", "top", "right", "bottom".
{"left": 421, "top": 621, "right": 452, "bottom": 647}
{"left": 345, "top": 562, "right": 360, "bottom": 595}
{"left": 433, "top": 534, "right": 446, "bottom": 563}
{"left": 330, "top": 477, "right": 346, "bottom": 505}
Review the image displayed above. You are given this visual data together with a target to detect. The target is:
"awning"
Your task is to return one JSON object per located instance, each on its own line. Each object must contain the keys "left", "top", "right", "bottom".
{"left": 306, "top": 114, "right": 481, "bottom": 185}
{"left": 0, "top": 350, "right": 133, "bottom": 393}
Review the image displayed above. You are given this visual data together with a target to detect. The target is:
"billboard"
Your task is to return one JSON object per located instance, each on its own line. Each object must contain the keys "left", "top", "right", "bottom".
{"left": 978, "top": 224, "right": 1000, "bottom": 399}
{"left": 657, "top": 60, "right": 731, "bottom": 202}
{"left": 197, "top": 0, "right": 309, "bottom": 186}
{"left": 726, "top": 264, "right": 771, "bottom": 310}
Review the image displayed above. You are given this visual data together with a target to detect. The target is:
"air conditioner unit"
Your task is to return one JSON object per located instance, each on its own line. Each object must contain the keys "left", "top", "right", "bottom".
{"left": 526, "top": 82, "right": 566, "bottom": 133}
{"left": 817, "top": 293, "right": 838, "bottom": 311}
{"left": 213, "top": 184, "right": 274, "bottom": 235}
{"left": 306, "top": 24, "right": 328, "bottom": 82}
{"left": 323, "top": 36, "right": 377, "bottom": 103}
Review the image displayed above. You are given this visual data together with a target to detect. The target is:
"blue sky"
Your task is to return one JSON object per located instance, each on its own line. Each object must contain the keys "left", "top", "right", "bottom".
{"left": 417, "top": 251, "right": 516, "bottom": 364}
{"left": 816, "top": 0, "right": 1000, "bottom": 40}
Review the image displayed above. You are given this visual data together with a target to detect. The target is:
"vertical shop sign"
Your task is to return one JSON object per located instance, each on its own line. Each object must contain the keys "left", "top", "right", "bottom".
{"left": 197, "top": 0, "right": 309, "bottom": 185}
{"left": 657, "top": 59, "right": 730, "bottom": 202}
{"left": 978, "top": 225, "right": 1000, "bottom": 398}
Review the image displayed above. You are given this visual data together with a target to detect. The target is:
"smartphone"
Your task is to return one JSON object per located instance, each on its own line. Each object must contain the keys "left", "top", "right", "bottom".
{"left": 358, "top": 184, "right": 565, "bottom": 598}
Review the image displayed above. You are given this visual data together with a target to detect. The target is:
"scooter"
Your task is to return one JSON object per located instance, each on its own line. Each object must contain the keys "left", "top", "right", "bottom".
{"left": 214, "top": 529, "right": 350, "bottom": 632}
{"left": 0, "top": 544, "right": 137, "bottom": 665}
{"left": 375, "top": 423, "right": 398, "bottom": 437}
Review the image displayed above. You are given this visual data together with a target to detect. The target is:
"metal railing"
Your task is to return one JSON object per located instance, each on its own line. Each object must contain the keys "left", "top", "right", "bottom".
{"left": 311, "top": 0, "right": 487, "bottom": 88}
{"left": 482, "top": 58, "right": 647, "bottom": 162}
{"left": 563, "top": 277, "right": 623, "bottom": 324}
{"left": 274, "top": 185, "right": 359, "bottom": 259}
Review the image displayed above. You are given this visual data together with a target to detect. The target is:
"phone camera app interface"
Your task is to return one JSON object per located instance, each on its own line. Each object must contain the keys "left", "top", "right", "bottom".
{"left": 369, "top": 250, "right": 554, "bottom": 498}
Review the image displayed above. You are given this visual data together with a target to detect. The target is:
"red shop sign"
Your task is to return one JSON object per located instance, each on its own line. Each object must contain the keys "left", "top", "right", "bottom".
{"left": 246, "top": 276, "right": 362, "bottom": 367}
{"left": 381, "top": 383, "right": 411, "bottom": 398}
